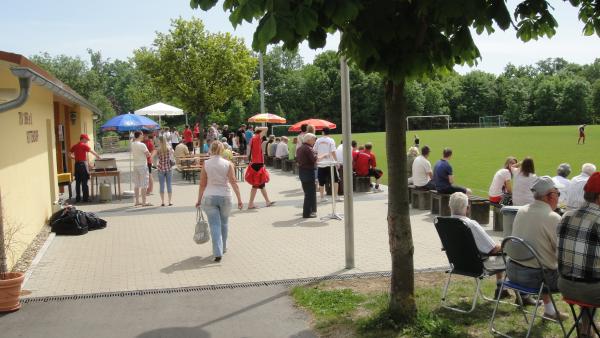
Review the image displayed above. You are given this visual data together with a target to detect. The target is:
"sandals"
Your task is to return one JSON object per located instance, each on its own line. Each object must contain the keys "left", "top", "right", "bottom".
{"left": 267, "top": 201, "right": 276, "bottom": 207}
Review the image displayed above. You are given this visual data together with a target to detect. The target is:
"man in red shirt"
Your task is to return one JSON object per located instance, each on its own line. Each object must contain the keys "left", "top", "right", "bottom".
{"left": 247, "top": 126, "right": 274, "bottom": 209}
{"left": 183, "top": 125, "right": 194, "bottom": 152}
{"left": 354, "top": 142, "right": 384, "bottom": 192}
{"left": 69, "top": 134, "right": 101, "bottom": 202}
{"left": 142, "top": 133, "right": 155, "bottom": 194}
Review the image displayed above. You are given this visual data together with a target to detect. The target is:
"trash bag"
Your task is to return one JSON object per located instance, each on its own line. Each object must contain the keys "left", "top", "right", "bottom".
{"left": 49, "top": 207, "right": 88, "bottom": 235}
{"left": 84, "top": 212, "right": 107, "bottom": 230}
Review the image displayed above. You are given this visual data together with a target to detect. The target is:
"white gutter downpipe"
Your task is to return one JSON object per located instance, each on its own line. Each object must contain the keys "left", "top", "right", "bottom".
{"left": 0, "top": 76, "right": 31, "bottom": 113}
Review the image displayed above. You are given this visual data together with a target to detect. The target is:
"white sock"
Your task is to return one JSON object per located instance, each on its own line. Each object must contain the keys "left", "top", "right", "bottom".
{"left": 544, "top": 302, "right": 556, "bottom": 315}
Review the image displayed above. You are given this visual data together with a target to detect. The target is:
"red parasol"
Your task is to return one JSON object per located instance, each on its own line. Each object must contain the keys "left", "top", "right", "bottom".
{"left": 288, "top": 119, "right": 336, "bottom": 132}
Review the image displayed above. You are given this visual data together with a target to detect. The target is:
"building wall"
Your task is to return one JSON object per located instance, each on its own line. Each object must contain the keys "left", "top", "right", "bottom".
{"left": 0, "top": 63, "right": 58, "bottom": 269}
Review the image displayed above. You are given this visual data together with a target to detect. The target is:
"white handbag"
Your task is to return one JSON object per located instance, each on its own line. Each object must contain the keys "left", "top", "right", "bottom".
{"left": 193, "top": 208, "right": 210, "bottom": 244}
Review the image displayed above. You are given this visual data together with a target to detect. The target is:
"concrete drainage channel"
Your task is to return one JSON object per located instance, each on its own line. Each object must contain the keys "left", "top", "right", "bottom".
{"left": 21, "top": 267, "right": 447, "bottom": 304}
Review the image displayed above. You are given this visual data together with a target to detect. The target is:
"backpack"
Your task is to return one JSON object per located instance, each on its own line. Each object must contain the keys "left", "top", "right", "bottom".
{"left": 49, "top": 207, "right": 88, "bottom": 235}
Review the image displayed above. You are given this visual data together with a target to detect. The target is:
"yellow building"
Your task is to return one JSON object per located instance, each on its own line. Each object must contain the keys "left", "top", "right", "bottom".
{"left": 0, "top": 51, "right": 101, "bottom": 269}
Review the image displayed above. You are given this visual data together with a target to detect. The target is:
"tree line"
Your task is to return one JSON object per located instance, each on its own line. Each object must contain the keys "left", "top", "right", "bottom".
{"left": 30, "top": 19, "right": 600, "bottom": 132}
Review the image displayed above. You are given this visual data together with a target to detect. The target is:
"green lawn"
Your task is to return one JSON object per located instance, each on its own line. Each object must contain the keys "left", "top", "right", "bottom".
{"left": 333, "top": 125, "right": 598, "bottom": 196}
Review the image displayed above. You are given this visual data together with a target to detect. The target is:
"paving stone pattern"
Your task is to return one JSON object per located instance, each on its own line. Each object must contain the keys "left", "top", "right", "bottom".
{"left": 23, "top": 152, "right": 502, "bottom": 297}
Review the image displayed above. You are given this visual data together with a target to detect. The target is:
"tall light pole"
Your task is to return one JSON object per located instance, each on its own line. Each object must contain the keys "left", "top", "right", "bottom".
{"left": 259, "top": 52, "right": 266, "bottom": 116}
{"left": 340, "top": 50, "right": 355, "bottom": 269}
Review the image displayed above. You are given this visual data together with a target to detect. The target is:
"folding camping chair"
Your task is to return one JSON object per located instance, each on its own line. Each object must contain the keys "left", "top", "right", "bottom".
{"left": 434, "top": 216, "right": 507, "bottom": 313}
{"left": 489, "top": 236, "right": 567, "bottom": 338}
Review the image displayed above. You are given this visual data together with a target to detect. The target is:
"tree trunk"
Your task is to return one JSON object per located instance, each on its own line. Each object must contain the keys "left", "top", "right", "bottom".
{"left": 385, "top": 79, "right": 416, "bottom": 322}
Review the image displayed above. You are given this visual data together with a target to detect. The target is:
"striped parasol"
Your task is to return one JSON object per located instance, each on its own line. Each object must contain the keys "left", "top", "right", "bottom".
{"left": 247, "top": 113, "right": 287, "bottom": 124}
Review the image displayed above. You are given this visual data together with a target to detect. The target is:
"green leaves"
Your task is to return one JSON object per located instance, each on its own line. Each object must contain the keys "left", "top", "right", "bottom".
{"left": 189, "top": 0, "right": 218, "bottom": 10}
{"left": 253, "top": 14, "right": 277, "bottom": 52}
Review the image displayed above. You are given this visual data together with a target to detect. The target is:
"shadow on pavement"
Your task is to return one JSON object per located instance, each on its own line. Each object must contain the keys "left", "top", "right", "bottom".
{"left": 272, "top": 218, "right": 329, "bottom": 228}
{"left": 161, "top": 256, "right": 217, "bottom": 274}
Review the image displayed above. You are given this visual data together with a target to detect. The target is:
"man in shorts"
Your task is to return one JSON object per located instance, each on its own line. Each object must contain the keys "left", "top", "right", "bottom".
{"left": 131, "top": 131, "right": 151, "bottom": 206}
{"left": 314, "top": 127, "right": 340, "bottom": 202}
{"left": 354, "top": 142, "right": 384, "bottom": 192}
{"left": 578, "top": 124, "right": 586, "bottom": 144}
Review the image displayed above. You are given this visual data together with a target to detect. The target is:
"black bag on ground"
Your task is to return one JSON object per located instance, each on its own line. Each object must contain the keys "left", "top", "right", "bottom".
{"left": 84, "top": 212, "right": 107, "bottom": 230}
{"left": 49, "top": 207, "right": 88, "bottom": 235}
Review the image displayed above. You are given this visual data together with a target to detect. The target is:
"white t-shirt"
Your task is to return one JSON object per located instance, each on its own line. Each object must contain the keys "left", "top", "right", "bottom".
{"left": 566, "top": 173, "right": 590, "bottom": 209}
{"left": 275, "top": 142, "right": 289, "bottom": 158}
{"left": 314, "top": 136, "right": 336, "bottom": 163}
{"left": 203, "top": 156, "right": 232, "bottom": 197}
{"left": 335, "top": 144, "right": 344, "bottom": 164}
{"left": 512, "top": 171, "right": 537, "bottom": 206}
{"left": 488, "top": 168, "right": 512, "bottom": 197}
{"left": 552, "top": 175, "right": 570, "bottom": 206}
{"left": 411, "top": 155, "right": 432, "bottom": 187}
{"left": 456, "top": 216, "right": 496, "bottom": 254}
{"left": 170, "top": 132, "right": 180, "bottom": 143}
{"left": 131, "top": 141, "right": 149, "bottom": 167}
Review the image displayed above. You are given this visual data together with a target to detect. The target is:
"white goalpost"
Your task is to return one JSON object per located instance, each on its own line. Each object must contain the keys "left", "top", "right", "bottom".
{"left": 406, "top": 115, "right": 450, "bottom": 131}
{"left": 479, "top": 115, "right": 506, "bottom": 128}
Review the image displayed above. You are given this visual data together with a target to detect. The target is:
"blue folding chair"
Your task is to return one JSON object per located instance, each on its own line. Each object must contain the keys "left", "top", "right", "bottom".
{"left": 489, "top": 236, "right": 567, "bottom": 338}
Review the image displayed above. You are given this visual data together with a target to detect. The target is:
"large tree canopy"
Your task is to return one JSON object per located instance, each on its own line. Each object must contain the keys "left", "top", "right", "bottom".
{"left": 133, "top": 17, "right": 257, "bottom": 136}
{"left": 192, "top": 0, "right": 600, "bottom": 322}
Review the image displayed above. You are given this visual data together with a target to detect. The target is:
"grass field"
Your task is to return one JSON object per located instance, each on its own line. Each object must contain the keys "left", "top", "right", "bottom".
{"left": 332, "top": 125, "right": 598, "bottom": 196}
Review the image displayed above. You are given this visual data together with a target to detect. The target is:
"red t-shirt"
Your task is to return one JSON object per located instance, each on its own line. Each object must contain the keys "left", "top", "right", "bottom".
{"left": 183, "top": 129, "right": 193, "bottom": 143}
{"left": 70, "top": 142, "right": 91, "bottom": 162}
{"left": 250, "top": 134, "right": 264, "bottom": 164}
{"left": 142, "top": 140, "right": 154, "bottom": 164}
{"left": 354, "top": 151, "right": 373, "bottom": 176}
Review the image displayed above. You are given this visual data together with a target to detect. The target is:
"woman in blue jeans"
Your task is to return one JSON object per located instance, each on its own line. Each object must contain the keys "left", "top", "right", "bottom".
{"left": 195, "top": 141, "right": 243, "bottom": 262}
{"left": 154, "top": 136, "right": 174, "bottom": 206}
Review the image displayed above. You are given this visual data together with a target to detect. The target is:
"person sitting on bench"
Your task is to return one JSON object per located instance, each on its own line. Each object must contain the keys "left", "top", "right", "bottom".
{"left": 355, "top": 142, "right": 383, "bottom": 193}
{"left": 412, "top": 145, "right": 435, "bottom": 191}
{"left": 433, "top": 148, "right": 471, "bottom": 195}
{"left": 275, "top": 136, "right": 289, "bottom": 159}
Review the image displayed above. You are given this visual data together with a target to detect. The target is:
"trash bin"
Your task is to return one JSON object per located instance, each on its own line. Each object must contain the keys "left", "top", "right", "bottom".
{"left": 500, "top": 206, "right": 522, "bottom": 237}
{"left": 99, "top": 183, "right": 112, "bottom": 202}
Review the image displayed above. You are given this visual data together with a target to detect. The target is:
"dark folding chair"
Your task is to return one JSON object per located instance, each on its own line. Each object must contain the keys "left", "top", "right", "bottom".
{"left": 489, "top": 236, "right": 567, "bottom": 338}
{"left": 434, "top": 216, "right": 506, "bottom": 313}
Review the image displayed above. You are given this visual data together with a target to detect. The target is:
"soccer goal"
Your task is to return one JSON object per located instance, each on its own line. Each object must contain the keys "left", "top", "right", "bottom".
{"left": 479, "top": 115, "right": 506, "bottom": 128}
{"left": 406, "top": 115, "right": 450, "bottom": 131}
{"left": 271, "top": 124, "right": 293, "bottom": 137}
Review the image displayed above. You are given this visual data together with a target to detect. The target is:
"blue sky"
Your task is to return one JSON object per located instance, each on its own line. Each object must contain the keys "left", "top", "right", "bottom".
{"left": 2, "top": 0, "right": 599, "bottom": 74}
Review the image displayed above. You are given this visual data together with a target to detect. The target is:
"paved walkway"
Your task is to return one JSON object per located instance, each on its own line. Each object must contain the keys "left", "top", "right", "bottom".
{"left": 1, "top": 286, "right": 315, "bottom": 338}
{"left": 23, "top": 152, "right": 502, "bottom": 298}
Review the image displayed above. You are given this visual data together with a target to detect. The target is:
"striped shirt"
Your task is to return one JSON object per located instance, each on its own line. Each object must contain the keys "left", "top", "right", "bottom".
{"left": 557, "top": 202, "right": 600, "bottom": 280}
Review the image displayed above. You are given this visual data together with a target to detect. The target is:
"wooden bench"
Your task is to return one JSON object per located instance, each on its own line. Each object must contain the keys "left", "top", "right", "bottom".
{"left": 468, "top": 196, "right": 490, "bottom": 225}
{"left": 430, "top": 191, "right": 451, "bottom": 216}
{"left": 235, "top": 163, "right": 247, "bottom": 181}
{"left": 273, "top": 157, "right": 282, "bottom": 169}
{"left": 353, "top": 175, "right": 371, "bottom": 193}
{"left": 411, "top": 188, "right": 431, "bottom": 210}
{"left": 490, "top": 202, "right": 503, "bottom": 231}
{"left": 282, "top": 159, "right": 293, "bottom": 172}
{"left": 408, "top": 184, "right": 415, "bottom": 204}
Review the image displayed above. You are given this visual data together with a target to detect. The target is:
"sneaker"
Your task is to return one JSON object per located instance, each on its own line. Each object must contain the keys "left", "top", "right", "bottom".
{"left": 304, "top": 213, "right": 317, "bottom": 218}
{"left": 543, "top": 311, "right": 569, "bottom": 321}
{"left": 335, "top": 197, "right": 344, "bottom": 202}
{"left": 320, "top": 197, "right": 329, "bottom": 203}
{"left": 494, "top": 288, "right": 511, "bottom": 300}
{"left": 372, "top": 187, "right": 384, "bottom": 193}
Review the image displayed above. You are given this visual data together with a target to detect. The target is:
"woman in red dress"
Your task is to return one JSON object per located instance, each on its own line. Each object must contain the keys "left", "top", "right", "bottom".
{"left": 246, "top": 126, "right": 275, "bottom": 209}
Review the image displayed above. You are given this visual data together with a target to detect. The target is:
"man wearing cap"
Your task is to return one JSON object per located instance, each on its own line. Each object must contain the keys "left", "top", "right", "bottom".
{"left": 507, "top": 176, "right": 568, "bottom": 321}
{"left": 69, "top": 134, "right": 101, "bottom": 203}
{"left": 557, "top": 171, "right": 600, "bottom": 334}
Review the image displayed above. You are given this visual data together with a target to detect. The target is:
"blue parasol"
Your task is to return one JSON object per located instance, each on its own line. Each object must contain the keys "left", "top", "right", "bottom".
{"left": 100, "top": 113, "right": 159, "bottom": 132}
